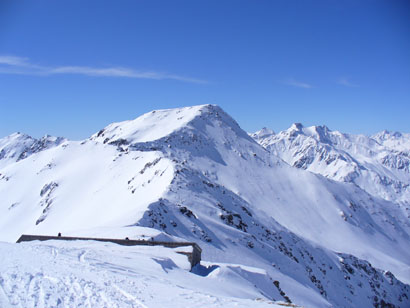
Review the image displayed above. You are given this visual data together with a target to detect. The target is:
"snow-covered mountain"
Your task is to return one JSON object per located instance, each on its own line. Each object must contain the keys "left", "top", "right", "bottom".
{"left": 1, "top": 105, "right": 409, "bottom": 307}
{"left": 251, "top": 124, "right": 410, "bottom": 217}
{"left": 0, "top": 133, "right": 66, "bottom": 169}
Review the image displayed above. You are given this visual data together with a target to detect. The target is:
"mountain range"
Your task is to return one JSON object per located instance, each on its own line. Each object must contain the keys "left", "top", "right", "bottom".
{"left": 251, "top": 123, "right": 410, "bottom": 221}
{"left": 1, "top": 105, "right": 409, "bottom": 307}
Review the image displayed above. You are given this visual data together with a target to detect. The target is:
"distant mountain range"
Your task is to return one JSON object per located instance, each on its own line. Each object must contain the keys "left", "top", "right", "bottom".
{"left": 1, "top": 105, "right": 409, "bottom": 307}
{"left": 251, "top": 123, "right": 410, "bottom": 219}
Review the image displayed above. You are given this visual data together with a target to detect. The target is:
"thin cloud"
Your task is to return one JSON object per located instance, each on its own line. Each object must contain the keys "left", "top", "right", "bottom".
{"left": 0, "top": 55, "right": 30, "bottom": 66}
{"left": 283, "top": 78, "right": 312, "bottom": 89}
{"left": 0, "top": 55, "right": 207, "bottom": 84}
{"left": 338, "top": 77, "right": 359, "bottom": 87}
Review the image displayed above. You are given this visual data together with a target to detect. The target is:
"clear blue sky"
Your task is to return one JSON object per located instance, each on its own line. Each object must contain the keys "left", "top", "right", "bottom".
{"left": 0, "top": 0, "right": 409, "bottom": 139}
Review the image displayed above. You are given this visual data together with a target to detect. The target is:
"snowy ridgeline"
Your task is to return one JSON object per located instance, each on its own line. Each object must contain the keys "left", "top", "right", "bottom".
{"left": 1, "top": 104, "right": 410, "bottom": 307}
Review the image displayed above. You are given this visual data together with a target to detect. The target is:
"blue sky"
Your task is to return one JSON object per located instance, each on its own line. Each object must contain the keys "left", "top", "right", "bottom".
{"left": 0, "top": 0, "right": 409, "bottom": 139}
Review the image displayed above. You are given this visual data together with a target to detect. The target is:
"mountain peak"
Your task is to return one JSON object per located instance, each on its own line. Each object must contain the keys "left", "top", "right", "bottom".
{"left": 373, "top": 130, "right": 403, "bottom": 140}
{"left": 1, "top": 132, "right": 33, "bottom": 141}
{"left": 372, "top": 130, "right": 410, "bottom": 152}
{"left": 90, "top": 104, "right": 243, "bottom": 146}
{"left": 290, "top": 123, "right": 304, "bottom": 131}
{"left": 284, "top": 124, "right": 334, "bottom": 143}
{"left": 314, "top": 124, "right": 330, "bottom": 133}
{"left": 91, "top": 105, "right": 206, "bottom": 144}
{"left": 311, "top": 125, "right": 332, "bottom": 141}
{"left": 251, "top": 127, "right": 275, "bottom": 140}
{"left": 0, "top": 132, "right": 66, "bottom": 166}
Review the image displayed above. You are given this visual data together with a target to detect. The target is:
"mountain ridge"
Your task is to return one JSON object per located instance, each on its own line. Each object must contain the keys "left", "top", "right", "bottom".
{"left": 1, "top": 105, "right": 410, "bottom": 307}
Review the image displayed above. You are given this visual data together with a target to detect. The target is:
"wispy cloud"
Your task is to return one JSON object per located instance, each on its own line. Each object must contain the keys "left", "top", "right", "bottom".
{"left": 283, "top": 78, "right": 312, "bottom": 89}
{"left": 0, "top": 55, "right": 207, "bottom": 84}
{"left": 0, "top": 55, "right": 31, "bottom": 66}
{"left": 337, "top": 77, "right": 359, "bottom": 87}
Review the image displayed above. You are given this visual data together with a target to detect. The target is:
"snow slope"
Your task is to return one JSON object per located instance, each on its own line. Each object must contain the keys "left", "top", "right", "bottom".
{"left": 1, "top": 105, "right": 409, "bottom": 307}
{"left": 0, "top": 240, "right": 288, "bottom": 308}
{"left": 0, "top": 140, "right": 174, "bottom": 242}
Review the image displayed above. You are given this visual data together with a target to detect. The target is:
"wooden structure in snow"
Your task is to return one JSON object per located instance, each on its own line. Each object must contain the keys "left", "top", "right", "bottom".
{"left": 16, "top": 234, "right": 202, "bottom": 269}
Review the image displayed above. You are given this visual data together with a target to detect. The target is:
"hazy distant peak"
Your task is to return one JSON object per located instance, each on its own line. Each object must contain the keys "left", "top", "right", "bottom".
{"left": 0, "top": 132, "right": 66, "bottom": 166}
{"left": 373, "top": 130, "right": 404, "bottom": 140}
{"left": 1, "top": 132, "right": 34, "bottom": 141}
{"left": 313, "top": 124, "right": 330, "bottom": 133}
{"left": 250, "top": 127, "right": 275, "bottom": 140}
{"left": 290, "top": 122, "right": 304, "bottom": 131}
{"left": 372, "top": 130, "right": 410, "bottom": 152}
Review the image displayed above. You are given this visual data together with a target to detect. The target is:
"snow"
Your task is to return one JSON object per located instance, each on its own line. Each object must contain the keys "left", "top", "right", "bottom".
{"left": 0, "top": 133, "right": 66, "bottom": 169}
{"left": 1, "top": 104, "right": 409, "bottom": 307}
{"left": 372, "top": 130, "right": 410, "bottom": 153}
{"left": 0, "top": 141, "right": 174, "bottom": 242}
{"left": 252, "top": 123, "right": 410, "bottom": 213}
{"left": 90, "top": 105, "right": 206, "bottom": 144}
{"left": 0, "top": 240, "right": 286, "bottom": 307}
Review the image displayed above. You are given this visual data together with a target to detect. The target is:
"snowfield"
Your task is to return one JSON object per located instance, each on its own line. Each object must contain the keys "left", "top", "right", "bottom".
{"left": 1, "top": 104, "right": 409, "bottom": 307}
{"left": 0, "top": 240, "right": 287, "bottom": 308}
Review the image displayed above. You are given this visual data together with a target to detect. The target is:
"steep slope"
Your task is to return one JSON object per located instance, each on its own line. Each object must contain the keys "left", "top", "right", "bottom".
{"left": 1, "top": 105, "right": 409, "bottom": 307}
{"left": 251, "top": 124, "right": 410, "bottom": 218}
